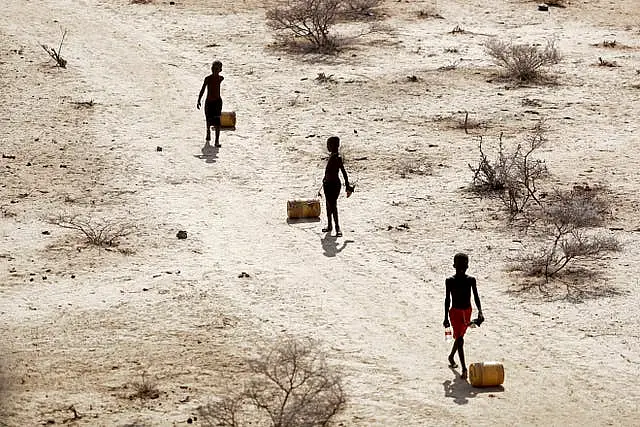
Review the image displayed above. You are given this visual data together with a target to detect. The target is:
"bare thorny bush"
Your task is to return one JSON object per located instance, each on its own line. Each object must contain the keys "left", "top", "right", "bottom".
{"left": 40, "top": 28, "right": 68, "bottom": 68}
{"left": 469, "top": 120, "right": 548, "bottom": 221}
{"left": 484, "top": 38, "right": 560, "bottom": 82}
{"left": 267, "top": 0, "right": 343, "bottom": 53}
{"left": 469, "top": 121, "right": 621, "bottom": 291}
{"left": 48, "top": 214, "right": 134, "bottom": 248}
{"left": 198, "top": 337, "right": 345, "bottom": 427}
{"left": 266, "top": 0, "right": 384, "bottom": 53}
{"left": 514, "top": 186, "right": 619, "bottom": 280}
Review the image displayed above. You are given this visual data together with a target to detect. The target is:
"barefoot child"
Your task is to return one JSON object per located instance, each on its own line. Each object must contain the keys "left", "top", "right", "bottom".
{"left": 197, "top": 60, "right": 224, "bottom": 147}
{"left": 321, "top": 136, "right": 354, "bottom": 237}
{"left": 443, "top": 253, "right": 484, "bottom": 380}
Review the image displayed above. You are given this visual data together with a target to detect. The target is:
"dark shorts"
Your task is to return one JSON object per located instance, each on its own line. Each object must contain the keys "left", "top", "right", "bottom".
{"left": 449, "top": 307, "right": 472, "bottom": 339}
{"left": 323, "top": 180, "right": 341, "bottom": 201}
{"left": 205, "top": 99, "right": 223, "bottom": 126}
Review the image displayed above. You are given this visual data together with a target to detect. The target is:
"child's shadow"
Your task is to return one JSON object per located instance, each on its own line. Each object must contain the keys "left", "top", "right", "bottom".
{"left": 321, "top": 234, "right": 353, "bottom": 257}
{"left": 194, "top": 142, "right": 219, "bottom": 163}
{"left": 442, "top": 367, "right": 504, "bottom": 405}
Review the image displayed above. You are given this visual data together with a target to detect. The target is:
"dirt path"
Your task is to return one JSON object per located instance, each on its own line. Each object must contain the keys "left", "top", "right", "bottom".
{"left": 2, "top": 0, "right": 640, "bottom": 425}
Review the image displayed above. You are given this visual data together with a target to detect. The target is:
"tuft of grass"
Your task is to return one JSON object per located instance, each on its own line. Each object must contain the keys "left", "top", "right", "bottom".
{"left": 129, "top": 372, "right": 160, "bottom": 400}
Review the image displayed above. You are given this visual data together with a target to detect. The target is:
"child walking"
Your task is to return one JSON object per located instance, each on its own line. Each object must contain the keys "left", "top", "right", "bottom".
{"left": 197, "top": 60, "right": 224, "bottom": 147}
{"left": 443, "top": 253, "right": 484, "bottom": 380}
{"left": 321, "top": 136, "right": 353, "bottom": 237}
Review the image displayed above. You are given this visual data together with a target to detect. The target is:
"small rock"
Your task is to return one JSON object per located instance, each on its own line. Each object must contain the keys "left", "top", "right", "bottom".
{"left": 156, "top": 146, "right": 163, "bottom": 152}
{"left": 42, "top": 230, "right": 50, "bottom": 235}
{"left": 538, "top": 3, "right": 548, "bottom": 11}
{"left": 176, "top": 230, "right": 188, "bottom": 239}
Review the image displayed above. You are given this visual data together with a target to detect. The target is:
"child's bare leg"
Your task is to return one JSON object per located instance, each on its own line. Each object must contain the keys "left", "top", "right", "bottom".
{"left": 205, "top": 123, "right": 211, "bottom": 141}
{"left": 456, "top": 337, "right": 467, "bottom": 378}
{"left": 448, "top": 341, "right": 459, "bottom": 368}
{"left": 333, "top": 209, "right": 341, "bottom": 235}
{"left": 214, "top": 125, "right": 221, "bottom": 147}
{"left": 323, "top": 198, "right": 334, "bottom": 232}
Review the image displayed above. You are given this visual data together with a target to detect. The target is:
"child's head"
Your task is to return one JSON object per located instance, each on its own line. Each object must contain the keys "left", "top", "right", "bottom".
{"left": 327, "top": 136, "right": 340, "bottom": 153}
{"left": 453, "top": 253, "right": 469, "bottom": 273}
{"left": 211, "top": 60, "right": 223, "bottom": 73}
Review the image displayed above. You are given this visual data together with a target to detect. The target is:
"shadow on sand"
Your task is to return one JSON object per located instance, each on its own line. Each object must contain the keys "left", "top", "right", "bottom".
{"left": 194, "top": 142, "right": 219, "bottom": 163}
{"left": 443, "top": 366, "right": 505, "bottom": 405}
{"left": 321, "top": 233, "right": 353, "bottom": 257}
{"left": 286, "top": 217, "right": 321, "bottom": 225}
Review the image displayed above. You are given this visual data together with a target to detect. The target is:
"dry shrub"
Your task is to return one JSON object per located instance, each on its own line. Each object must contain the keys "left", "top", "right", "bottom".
{"left": 128, "top": 372, "right": 160, "bottom": 400}
{"left": 266, "top": 0, "right": 342, "bottom": 53}
{"left": 315, "top": 72, "right": 336, "bottom": 84}
{"left": 469, "top": 121, "right": 548, "bottom": 220}
{"left": 485, "top": 39, "right": 560, "bottom": 82}
{"left": 40, "top": 28, "right": 68, "bottom": 68}
{"left": 471, "top": 121, "right": 620, "bottom": 290}
{"left": 48, "top": 214, "right": 133, "bottom": 247}
{"left": 510, "top": 184, "right": 619, "bottom": 284}
{"left": 340, "top": 0, "right": 384, "bottom": 19}
{"left": 398, "top": 157, "right": 432, "bottom": 178}
{"left": 597, "top": 57, "right": 619, "bottom": 67}
{"left": 417, "top": 7, "right": 444, "bottom": 19}
{"left": 198, "top": 337, "right": 345, "bottom": 427}
{"left": 544, "top": 0, "right": 566, "bottom": 7}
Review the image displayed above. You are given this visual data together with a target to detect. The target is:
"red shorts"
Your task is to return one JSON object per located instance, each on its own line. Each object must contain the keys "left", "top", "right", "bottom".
{"left": 449, "top": 307, "right": 472, "bottom": 339}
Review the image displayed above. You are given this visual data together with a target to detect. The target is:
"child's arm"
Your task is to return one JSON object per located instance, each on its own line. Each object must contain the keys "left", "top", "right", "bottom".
{"left": 196, "top": 78, "right": 207, "bottom": 109}
{"left": 471, "top": 278, "right": 483, "bottom": 319}
{"left": 339, "top": 157, "right": 350, "bottom": 187}
{"left": 443, "top": 279, "right": 451, "bottom": 327}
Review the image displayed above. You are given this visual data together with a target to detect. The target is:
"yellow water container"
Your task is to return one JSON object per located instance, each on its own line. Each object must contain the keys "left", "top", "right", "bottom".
{"left": 469, "top": 361, "right": 504, "bottom": 387}
{"left": 219, "top": 111, "right": 236, "bottom": 130}
{"left": 287, "top": 199, "right": 321, "bottom": 219}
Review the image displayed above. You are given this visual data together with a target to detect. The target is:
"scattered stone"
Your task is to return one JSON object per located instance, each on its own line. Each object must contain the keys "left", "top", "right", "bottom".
{"left": 2, "top": 154, "right": 16, "bottom": 159}
{"left": 176, "top": 230, "right": 188, "bottom": 239}
{"left": 71, "top": 274, "right": 76, "bottom": 279}
{"left": 42, "top": 230, "right": 50, "bottom": 235}
{"left": 238, "top": 272, "right": 250, "bottom": 278}
{"left": 156, "top": 146, "right": 163, "bottom": 152}
{"left": 538, "top": 4, "right": 548, "bottom": 11}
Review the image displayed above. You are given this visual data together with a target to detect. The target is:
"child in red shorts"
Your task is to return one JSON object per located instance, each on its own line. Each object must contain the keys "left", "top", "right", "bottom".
{"left": 443, "top": 253, "right": 484, "bottom": 380}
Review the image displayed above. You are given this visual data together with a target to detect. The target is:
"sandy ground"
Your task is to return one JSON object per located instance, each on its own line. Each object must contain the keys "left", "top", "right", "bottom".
{"left": 1, "top": 0, "right": 640, "bottom": 425}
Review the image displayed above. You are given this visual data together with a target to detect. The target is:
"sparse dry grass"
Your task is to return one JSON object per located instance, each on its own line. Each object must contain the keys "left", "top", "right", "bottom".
{"left": 128, "top": 372, "right": 160, "bottom": 400}
{"left": 485, "top": 38, "right": 560, "bottom": 82}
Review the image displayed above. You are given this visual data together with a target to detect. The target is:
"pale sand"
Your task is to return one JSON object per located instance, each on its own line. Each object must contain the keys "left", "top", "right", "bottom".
{"left": 1, "top": 0, "right": 639, "bottom": 425}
